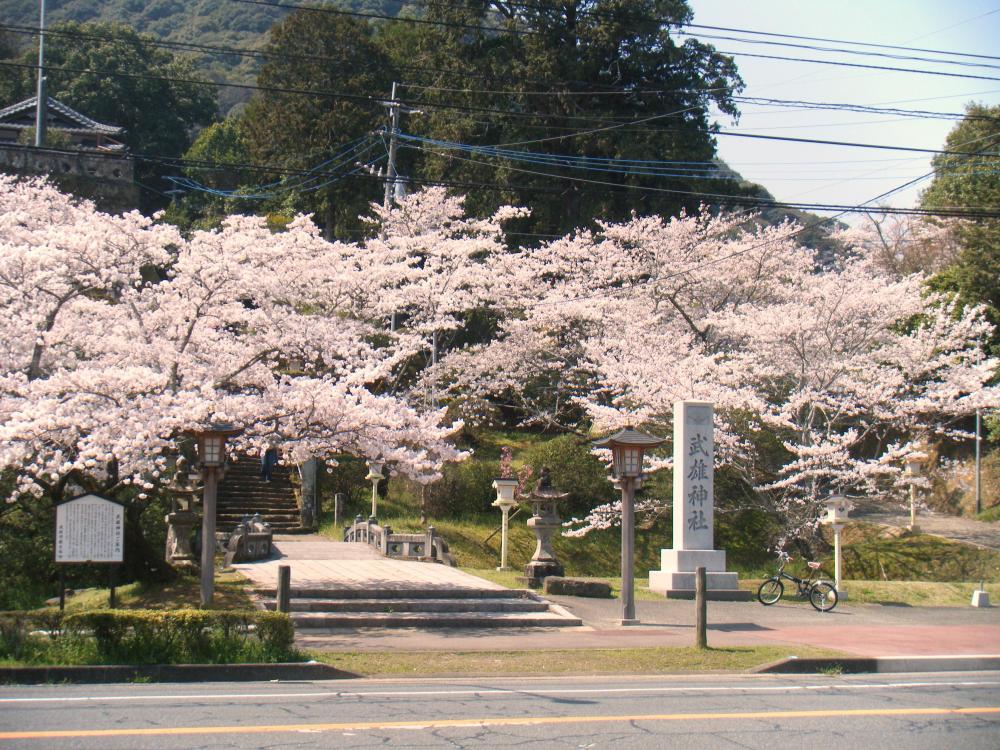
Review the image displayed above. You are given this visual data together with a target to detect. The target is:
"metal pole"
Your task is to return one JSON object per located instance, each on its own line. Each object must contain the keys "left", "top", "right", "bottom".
{"left": 383, "top": 81, "right": 400, "bottom": 209}
{"left": 975, "top": 408, "right": 982, "bottom": 515}
{"left": 695, "top": 566, "right": 707, "bottom": 649}
{"left": 200, "top": 466, "right": 218, "bottom": 607}
{"left": 621, "top": 477, "right": 636, "bottom": 625}
{"left": 34, "top": 0, "right": 46, "bottom": 147}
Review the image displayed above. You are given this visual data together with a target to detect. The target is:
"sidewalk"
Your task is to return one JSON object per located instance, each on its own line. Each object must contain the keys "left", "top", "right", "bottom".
{"left": 296, "top": 595, "right": 1000, "bottom": 657}
{"left": 237, "top": 535, "right": 1000, "bottom": 660}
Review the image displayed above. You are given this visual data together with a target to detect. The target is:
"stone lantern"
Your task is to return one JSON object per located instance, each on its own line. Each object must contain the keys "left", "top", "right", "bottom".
{"left": 164, "top": 455, "right": 200, "bottom": 569}
{"left": 520, "top": 467, "right": 568, "bottom": 588}
{"left": 366, "top": 459, "right": 385, "bottom": 520}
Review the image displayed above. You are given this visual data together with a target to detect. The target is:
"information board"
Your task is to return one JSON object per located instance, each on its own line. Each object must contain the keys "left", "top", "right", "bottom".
{"left": 55, "top": 494, "right": 124, "bottom": 563}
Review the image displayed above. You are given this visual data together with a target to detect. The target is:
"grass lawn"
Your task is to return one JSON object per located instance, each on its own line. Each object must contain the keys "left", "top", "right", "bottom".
{"left": 48, "top": 568, "right": 255, "bottom": 612}
{"left": 311, "top": 645, "right": 841, "bottom": 677}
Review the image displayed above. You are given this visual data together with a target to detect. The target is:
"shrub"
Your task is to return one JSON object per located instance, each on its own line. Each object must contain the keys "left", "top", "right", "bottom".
{"left": 523, "top": 434, "right": 614, "bottom": 516}
{"left": 0, "top": 609, "right": 296, "bottom": 665}
{"left": 424, "top": 459, "right": 501, "bottom": 517}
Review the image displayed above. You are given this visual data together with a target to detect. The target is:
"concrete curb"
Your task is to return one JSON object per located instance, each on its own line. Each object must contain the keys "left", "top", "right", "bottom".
{"left": 755, "top": 654, "right": 1000, "bottom": 674}
{"left": 0, "top": 662, "right": 356, "bottom": 685}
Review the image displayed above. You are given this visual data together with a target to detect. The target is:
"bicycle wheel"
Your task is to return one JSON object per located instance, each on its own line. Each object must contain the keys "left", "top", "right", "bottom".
{"left": 757, "top": 578, "right": 783, "bottom": 605}
{"left": 809, "top": 581, "right": 838, "bottom": 612}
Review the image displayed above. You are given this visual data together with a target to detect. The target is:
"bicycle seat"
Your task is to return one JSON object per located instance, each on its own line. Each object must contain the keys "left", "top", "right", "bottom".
{"left": 806, "top": 561, "right": 822, "bottom": 570}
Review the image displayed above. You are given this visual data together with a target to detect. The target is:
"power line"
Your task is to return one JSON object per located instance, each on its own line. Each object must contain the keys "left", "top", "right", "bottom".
{"left": 230, "top": 0, "right": 538, "bottom": 36}
{"left": 705, "top": 47, "right": 1000, "bottom": 83}
{"left": 400, "top": 139, "right": 1000, "bottom": 218}
{"left": 680, "top": 21, "right": 1000, "bottom": 63}
{"left": 0, "top": 21, "right": 600, "bottom": 90}
{"left": 4, "top": 58, "right": 995, "bottom": 165}
{"left": 675, "top": 30, "right": 1000, "bottom": 71}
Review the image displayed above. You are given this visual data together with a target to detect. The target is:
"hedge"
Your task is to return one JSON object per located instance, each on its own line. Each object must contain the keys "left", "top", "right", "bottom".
{"left": 0, "top": 609, "right": 297, "bottom": 665}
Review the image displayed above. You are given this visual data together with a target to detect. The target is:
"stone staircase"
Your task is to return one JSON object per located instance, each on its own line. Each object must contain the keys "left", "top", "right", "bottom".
{"left": 254, "top": 586, "right": 583, "bottom": 628}
{"left": 217, "top": 455, "right": 305, "bottom": 533}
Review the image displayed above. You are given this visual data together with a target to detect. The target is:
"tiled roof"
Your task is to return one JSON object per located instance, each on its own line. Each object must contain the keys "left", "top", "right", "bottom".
{"left": 0, "top": 96, "right": 125, "bottom": 135}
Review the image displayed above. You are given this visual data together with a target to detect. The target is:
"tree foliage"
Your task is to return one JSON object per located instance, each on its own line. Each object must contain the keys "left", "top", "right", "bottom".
{"left": 240, "top": 9, "right": 393, "bottom": 238}
{"left": 388, "top": 0, "right": 744, "bottom": 235}
{"left": 921, "top": 103, "right": 1000, "bottom": 356}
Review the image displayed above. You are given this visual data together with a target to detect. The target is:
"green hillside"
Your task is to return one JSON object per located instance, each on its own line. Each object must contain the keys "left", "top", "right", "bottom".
{"left": 3, "top": 1, "right": 401, "bottom": 112}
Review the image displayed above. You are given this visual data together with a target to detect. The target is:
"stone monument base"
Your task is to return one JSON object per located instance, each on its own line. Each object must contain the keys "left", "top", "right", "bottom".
{"left": 648, "top": 548, "right": 752, "bottom": 601}
{"left": 519, "top": 560, "right": 564, "bottom": 589}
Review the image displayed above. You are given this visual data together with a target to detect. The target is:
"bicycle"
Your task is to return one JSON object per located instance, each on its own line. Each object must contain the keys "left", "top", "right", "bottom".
{"left": 757, "top": 555, "right": 838, "bottom": 612}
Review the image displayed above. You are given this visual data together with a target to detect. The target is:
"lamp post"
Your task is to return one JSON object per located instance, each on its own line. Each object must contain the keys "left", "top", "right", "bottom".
{"left": 189, "top": 423, "right": 242, "bottom": 607}
{"left": 821, "top": 495, "right": 853, "bottom": 597}
{"left": 366, "top": 459, "right": 384, "bottom": 520}
{"left": 905, "top": 450, "right": 927, "bottom": 532}
{"left": 593, "top": 426, "right": 664, "bottom": 625}
{"left": 492, "top": 477, "right": 519, "bottom": 571}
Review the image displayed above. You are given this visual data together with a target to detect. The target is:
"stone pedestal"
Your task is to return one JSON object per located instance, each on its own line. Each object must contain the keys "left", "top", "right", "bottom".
{"left": 648, "top": 401, "right": 750, "bottom": 600}
{"left": 165, "top": 511, "right": 199, "bottom": 568}
{"left": 520, "top": 498, "right": 565, "bottom": 587}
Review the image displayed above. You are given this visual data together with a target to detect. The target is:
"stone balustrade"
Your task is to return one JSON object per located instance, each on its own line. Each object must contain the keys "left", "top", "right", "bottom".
{"left": 344, "top": 515, "right": 455, "bottom": 566}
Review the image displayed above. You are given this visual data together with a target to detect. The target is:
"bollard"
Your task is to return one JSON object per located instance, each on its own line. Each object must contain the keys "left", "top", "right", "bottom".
{"left": 277, "top": 565, "right": 291, "bottom": 613}
{"left": 695, "top": 566, "right": 707, "bottom": 649}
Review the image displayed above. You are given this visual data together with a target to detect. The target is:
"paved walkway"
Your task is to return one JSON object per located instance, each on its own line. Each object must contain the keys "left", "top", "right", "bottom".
{"left": 235, "top": 535, "right": 1000, "bottom": 659}
{"left": 232, "top": 535, "right": 505, "bottom": 592}
{"left": 853, "top": 505, "right": 1000, "bottom": 550}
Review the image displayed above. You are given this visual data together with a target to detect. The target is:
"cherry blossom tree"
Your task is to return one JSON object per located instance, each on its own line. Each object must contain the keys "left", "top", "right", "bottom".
{"left": 451, "top": 206, "right": 997, "bottom": 537}
{"left": 0, "top": 177, "right": 469, "bottom": 576}
{"left": 352, "top": 188, "right": 528, "bottom": 394}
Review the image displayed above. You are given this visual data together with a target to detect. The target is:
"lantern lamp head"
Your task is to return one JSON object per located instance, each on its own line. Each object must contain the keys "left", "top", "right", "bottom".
{"left": 592, "top": 426, "right": 665, "bottom": 479}
{"left": 366, "top": 459, "right": 385, "bottom": 482}
{"left": 188, "top": 423, "right": 243, "bottom": 469}
{"left": 905, "top": 451, "right": 928, "bottom": 476}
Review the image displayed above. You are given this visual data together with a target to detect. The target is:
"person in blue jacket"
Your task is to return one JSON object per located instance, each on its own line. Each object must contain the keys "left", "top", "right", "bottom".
{"left": 260, "top": 445, "right": 279, "bottom": 482}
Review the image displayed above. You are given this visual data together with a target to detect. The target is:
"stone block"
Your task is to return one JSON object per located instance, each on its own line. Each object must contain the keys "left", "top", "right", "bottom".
{"left": 648, "top": 569, "right": 741, "bottom": 594}
{"left": 971, "top": 590, "right": 991, "bottom": 608}
{"left": 543, "top": 577, "right": 613, "bottom": 598}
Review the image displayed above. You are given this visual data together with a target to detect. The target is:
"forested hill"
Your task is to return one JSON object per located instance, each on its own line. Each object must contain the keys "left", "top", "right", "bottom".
{"left": 3, "top": 1, "right": 401, "bottom": 112}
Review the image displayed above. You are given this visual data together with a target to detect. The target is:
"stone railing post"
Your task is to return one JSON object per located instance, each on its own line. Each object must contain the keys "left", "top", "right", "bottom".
{"left": 425, "top": 526, "right": 436, "bottom": 561}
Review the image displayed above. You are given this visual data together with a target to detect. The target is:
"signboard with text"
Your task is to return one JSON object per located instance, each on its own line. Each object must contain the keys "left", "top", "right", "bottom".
{"left": 55, "top": 494, "right": 124, "bottom": 563}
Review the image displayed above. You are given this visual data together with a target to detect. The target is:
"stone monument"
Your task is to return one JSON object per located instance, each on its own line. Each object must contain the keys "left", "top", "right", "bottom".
{"left": 519, "top": 467, "right": 568, "bottom": 588}
{"left": 648, "top": 401, "right": 750, "bottom": 600}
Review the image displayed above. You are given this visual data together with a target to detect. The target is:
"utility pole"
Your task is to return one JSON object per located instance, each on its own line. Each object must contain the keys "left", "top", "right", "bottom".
{"left": 975, "top": 407, "right": 982, "bottom": 515}
{"left": 34, "top": 0, "right": 47, "bottom": 147}
{"left": 383, "top": 81, "right": 400, "bottom": 210}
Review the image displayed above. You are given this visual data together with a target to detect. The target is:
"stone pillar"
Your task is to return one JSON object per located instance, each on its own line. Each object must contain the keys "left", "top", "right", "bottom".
{"left": 299, "top": 458, "right": 318, "bottom": 529}
{"left": 648, "top": 401, "right": 749, "bottom": 599}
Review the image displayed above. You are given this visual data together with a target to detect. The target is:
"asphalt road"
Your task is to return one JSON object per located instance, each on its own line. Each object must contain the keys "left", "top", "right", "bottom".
{"left": 2, "top": 672, "right": 999, "bottom": 749}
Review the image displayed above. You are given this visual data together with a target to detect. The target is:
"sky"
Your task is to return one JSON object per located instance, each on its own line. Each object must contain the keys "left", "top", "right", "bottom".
{"left": 686, "top": 0, "right": 1000, "bottom": 215}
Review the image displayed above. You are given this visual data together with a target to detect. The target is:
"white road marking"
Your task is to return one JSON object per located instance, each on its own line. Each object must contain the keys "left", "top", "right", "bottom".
{"left": 1, "top": 680, "right": 998, "bottom": 704}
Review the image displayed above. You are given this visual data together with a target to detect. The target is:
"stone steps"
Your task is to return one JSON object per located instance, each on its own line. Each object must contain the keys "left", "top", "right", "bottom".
{"left": 287, "top": 611, "right": 582, "bottom": 628}
{"left": 253, "top": 586, "right": 582, "bottom": 629}
{"left": 261, "top": 597, "right": 551, "bottom": 614}
{"left": 217, "top": 455, "right": 300, "bottom": 532}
